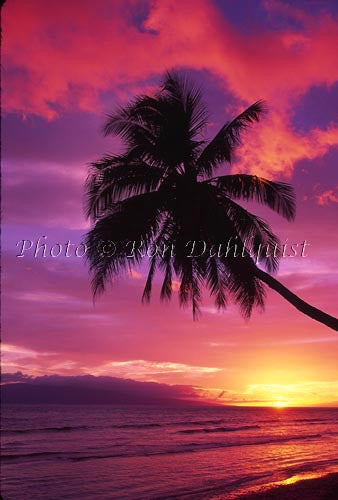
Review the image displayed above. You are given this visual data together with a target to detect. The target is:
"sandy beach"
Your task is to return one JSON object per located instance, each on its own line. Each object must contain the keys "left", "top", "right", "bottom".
{"left": 232, "top": 473, "right": 338, "bottom": 500}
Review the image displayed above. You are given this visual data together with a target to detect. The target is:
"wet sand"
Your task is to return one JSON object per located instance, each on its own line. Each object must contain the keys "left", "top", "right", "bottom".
{"left": 233, "top": 473, "right": 338, "bottom": 500}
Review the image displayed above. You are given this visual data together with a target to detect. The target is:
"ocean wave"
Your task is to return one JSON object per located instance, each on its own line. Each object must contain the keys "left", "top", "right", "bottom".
{"left": 292, "top": 418, "right": 326, "bottom": 422}
{"left": 2, "top": 451, "right": 64, "bottom": 460}
{"left": 2, "top": 432, "right": 323, "bottom": 464}
{"left": 177, "top": 425, "right": 260, "bottom": 434}
{"left": 3, "top": 425, "right": 90, "bottom": 435}
{"left": 110, "top": 423, "right": 161, "bottom": 429}
{"left": 257, "top": 417, "right": 337, "bottom": 426}
{"left": 172, "top": 419, "right": 224, "bottom": 426}
{"left": 68, "top": 432, "right": 324, "bottom": 461}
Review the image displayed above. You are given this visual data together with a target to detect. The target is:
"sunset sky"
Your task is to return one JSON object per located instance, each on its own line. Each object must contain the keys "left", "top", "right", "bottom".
{"left": 2, "top": 0, "right": 338, "bottom": 407}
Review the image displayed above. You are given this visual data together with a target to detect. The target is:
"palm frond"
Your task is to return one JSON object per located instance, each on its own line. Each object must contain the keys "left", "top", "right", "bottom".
{"left": 178, "top": 259, "right": 203, "bottom": 319}
{"left": 85, "top": 191, "right": 164, "bottom": 297}
{"left": 220, "top": 195, "right": 281, "bottom": 273}
{"left": 205, "top": 258, "right": 227, "bottom": 310}
{"left": 160, "top": 260, "right": 173, "bottom": 302}
{"left": 142, "top": 255, "right": 157, "bottom": 303}
{"left": 197, "top": 101, "right": 265, "bottom": 177}
{"left": 142, "top": 215, "right": 175, "bottom": 303}
{"left": 207, "top": 174, "right": 295, "bottom": 221}
{"left": 162, "top": 71, "right": 209, "bottom": 137}
{"left": 226, "top": 270, "right": 266, "bottom": 318}
{"left": 103, "top": 74, "right": 207, "bottom": 170}
{"left": 193, "top": 184, "right": 268, "bottom": 316}
{"left": 86, "top": 156, "right": 164, "bottom": 219}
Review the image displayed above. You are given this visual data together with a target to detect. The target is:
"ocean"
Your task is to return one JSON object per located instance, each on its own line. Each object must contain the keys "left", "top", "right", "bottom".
{"left": 1, "top": 405, "right": 338, "bottom": 499}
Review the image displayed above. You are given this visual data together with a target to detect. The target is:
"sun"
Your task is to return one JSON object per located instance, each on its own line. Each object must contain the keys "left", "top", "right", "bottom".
{"left": 273, "top": 401, "right": 288, "bottom": 408}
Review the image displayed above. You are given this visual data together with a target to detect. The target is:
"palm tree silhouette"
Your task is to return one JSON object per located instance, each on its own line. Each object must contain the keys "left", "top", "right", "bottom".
{"left": 85, "top": 72, "right": 337, "bottom": 331}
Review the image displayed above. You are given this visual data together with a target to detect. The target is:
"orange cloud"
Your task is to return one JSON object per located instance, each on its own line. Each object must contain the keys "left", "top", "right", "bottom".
{"left": 316, "top": 187, "right": 338, "bottom": 206}
{"left": 235, "top": 114, "right": 338, "bottom": 178}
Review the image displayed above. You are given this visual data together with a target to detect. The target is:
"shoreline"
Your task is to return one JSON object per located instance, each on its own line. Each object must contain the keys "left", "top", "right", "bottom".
{"left": 227, "top": 472, "right": 338, "bottom": 500}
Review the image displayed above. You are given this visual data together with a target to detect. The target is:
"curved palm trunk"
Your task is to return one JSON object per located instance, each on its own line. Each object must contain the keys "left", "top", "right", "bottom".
{"left": 254, "top": 268, "right": 338, "bottom": 331}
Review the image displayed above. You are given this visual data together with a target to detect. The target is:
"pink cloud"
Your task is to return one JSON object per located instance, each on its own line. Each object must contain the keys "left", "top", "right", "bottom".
{"left": 3, "top": 0, "right": 338, "bottom": 178}
{"left": 91, "top": 359, "right": 222, "bottom": 380}
{"left": 2, "top": 0, "right": 337, "bottom": 111}
{"left": 129, "top": 269, "right": 144, "bottom": 280}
